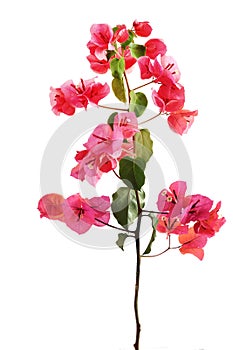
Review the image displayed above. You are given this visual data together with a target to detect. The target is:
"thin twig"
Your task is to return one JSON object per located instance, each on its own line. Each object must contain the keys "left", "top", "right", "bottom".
{"left": 95, "top": 218, "right": 135, "bottom": 234}
{"left": 133, "top": 190, "right": 142, "bottom": 350}
{"left": 138, "top": 112, "right": 162, "bottom": 125}
{"left": 142, "top": 209, "right": 169, "bottom": 215}
{"left": 123, "top": 71, "right": 131, "bottom": 104}
{"left": 133, "top": 79, "right": 155, "bottom": 91}
{"left": 98, "top": 104, "right": 129, "bottom": 112}
{"left": 112, "top": 169, "right": 121, "bottom": 179}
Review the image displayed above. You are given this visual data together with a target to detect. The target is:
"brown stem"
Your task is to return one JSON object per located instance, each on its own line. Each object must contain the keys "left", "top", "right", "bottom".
{"left": 138, "top": 112, "right": 162, "bottom": 126}
{"left": 141, "top": 236, "right": 198, "bottom": 258}
{"left": 142, "top": 209, "right": 169, "bottom": 215}
{"left": 133, "top": 79, "right": 155, "bottom": 91}
{"left": 133, "top": 190, "right": 143, "bottom": 350}
{"left": 112, "top": 169, "right": 121, "bottom": 179}
{"left": 98, "top": 104, "right": 129, "bottom": 112}
{"left": 94, "top": 218, "right": 135, "bottom": 234}
{"left": 123, "top": 71, "right": 131, "bottom": 105}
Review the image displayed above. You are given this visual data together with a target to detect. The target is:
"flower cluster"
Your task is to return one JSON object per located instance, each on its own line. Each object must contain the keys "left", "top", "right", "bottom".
{"left": 86, "top": 20, "right": 197, "bottom": 135}
{"left": 86, "top": 21, "right": 152, "bottom": 74}
{"left": 50, "top": 78, "right": 110, "bottom": 116}
{"left": 38, "top": 193, "right": 110, "bottom": 234}
{"left": 156, "top": 181, "right": 226, "bottom": 260}
{"left": 71, "top": 112, "right": 138, "bottom": 185}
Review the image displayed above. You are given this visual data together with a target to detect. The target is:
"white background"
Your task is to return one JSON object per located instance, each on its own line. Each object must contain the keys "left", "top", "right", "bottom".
{"left": 0, "top": 1, "right": 232, "bottom": 349}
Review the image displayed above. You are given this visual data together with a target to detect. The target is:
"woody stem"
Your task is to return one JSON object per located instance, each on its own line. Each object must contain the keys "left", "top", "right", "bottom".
{"left": 133, "top": 190, "right": 142, "bottom": 350}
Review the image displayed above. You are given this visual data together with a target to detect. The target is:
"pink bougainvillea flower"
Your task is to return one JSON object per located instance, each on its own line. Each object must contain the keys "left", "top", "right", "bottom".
{"left": 62, "top": 194, "right": 110, "bottom": 234}
{"left": 138, "top": 55, "right": 180, "bottom": 86}
{"left": 38, "top": 193, "right": 111, "bottom": 235}
{"left": 156, "top": 181, "right": 225, "bottom": 259}
{"left": 85, "top": 81, "right": 110, "bottom": 105}
{"left": 50, "top": 79, "right": 110, "bottom": 116}
{"left": 137, "top": 56, "right": 155, "bottom": 79}
{"left": 113, "top": 24, "right": 129, "bottom": 43}
{"left": 133, "top": 20, "right": 152, "bottom": 37}
{"left": 88, "top": 24, "right": 113, "bottom": 60}
{"left": 157, "top": 214, "right": 189, "bottom": 236}
{"left": 38, "top": 194, "right": 65, "bottom": 221}
{"left": 194, "top": 201, "right": 226, "bottom": 237}
{"left": 179, "top": 227, "right": 207, "bottom": 260}
{"left": 152, "top": 83, "right": 185, "bottom": 113}
{"left": 50, "top": 82, "right": 77, "bottom": 116}
{"left": 113, "top": 112, "right": 139, "bottom": 138}
{"left": 71, "top": 123, "right": 124, "bottom": 185}
{"left": 157, "top": 181, "right": 215, "bottom": 226}
{"left": 83, "top": 123, "right": 123, "bottom": 152}
{"left": 181, "top": 194, "right": 213, "bottom": 224}
{"left": 74, "top": 78, "right": 110, "bottom": 107}
{"left": 157, "top": 180, "right": 187, "bottom": 215}
{"left": 145, "top": 38, "right": 167, "bottom": 59}
{"left": 168, "top": 109, "right": 198, "bottom": 135}
{"left": 87, "top": 54, "right": 110, "bottom": 74}
{"left": 160, "top": 55, "right": 181, "bottom": 84}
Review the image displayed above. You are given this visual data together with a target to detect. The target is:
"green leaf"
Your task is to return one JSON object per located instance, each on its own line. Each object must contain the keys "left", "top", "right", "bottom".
{"left": 143, "top": 214, "right": 158, "bottom": 255}
{"left": 112, "top": 78, "right": 127, "bottom": 103}
{"left": 107, "top": 112, "right": 118, "bottom": 129}
{"left": 121, "top": 30, "right": 135, "bottom": 49}
{"left": 111, "top": 187, "right": 145, "bottom": 227}
{"left": 119, "top": 157, "right": 146, "bottom": 190}
{"left": 112, "top": 26, "right": 118, "bottom": 33}
{"left": 110, "top": 57, "right": 125, "bottom": 79}
{"left": 129, "top": 43, "right": 146, "bottom": 59}
{"left": 129, "top": 91, "right": 148, "bottom": 117}
{"left": 134, "top": 129, "right": 153, "bottom": 163}
{"left": 149, "top": 213, "right": 158, "bottom": 227}
{"left": 116, "top": 233, "right": 129, "bottom": 251}
{"left": 106, "top": 50, "right": 116, "bottom": 61}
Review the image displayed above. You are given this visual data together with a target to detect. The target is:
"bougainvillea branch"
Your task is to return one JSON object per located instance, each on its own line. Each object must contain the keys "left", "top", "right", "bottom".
{"left": 38, "top": 20, "right": 225, "bottom": 349}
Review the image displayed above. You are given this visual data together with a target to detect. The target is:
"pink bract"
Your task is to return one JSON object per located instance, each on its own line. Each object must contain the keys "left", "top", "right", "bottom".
{"left": 50, "top": 79, "right": 110, "bottom": 116}
{"left": 145, "top": 38, "right": 167, "bottom": 59}
{"left": 138, "top": 55, "right": 180, "bottom": 86}
{"left": 87, "top": 54, "right": 110, "bottom": 74}
{"left": 37, "top": 193, "right": 65, "bottom": 221}
{"left": 154, "top": 83, "right": 185, "bottom": 113}
{"left": 113, "top": 112, "right": 139, "bottom": 138}
{"left": 168, "top": 109, "right": 198, "bottom": 135}
{"left": 113, "top": 24, "right": 129, "bottom": 43}
{"left": 71, "top": 123, "right": 124, "bottom": 185}
{"left": 157, "top": 181, "right": 214, "bottom": 226}
{"left": 179, "top": 227, "right": 207, "bottom": 260}
{"left": 62, "top": 194, "right": 110, "bottom": 234}
{"left": 89, "top": 24, "right": 113, "bottom": 59}
{"left": 194, "top": 201, "right": 226, "bottom": 237}
{"left": 133, "top": 20, "right": 152, "bottom": 37}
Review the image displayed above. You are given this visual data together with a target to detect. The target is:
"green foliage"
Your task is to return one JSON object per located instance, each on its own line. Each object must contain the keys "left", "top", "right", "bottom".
{"left": 121, "top": 30, "right": 135, "bottom": 49}
{"left": 119, "top": 157, "right": 146, "bottom": 190}
{"left": 110, "top": 57, "right": 125, "bottom": 79}
{"left": 129, "top": 43, "right": 146, "bottom": 58}
{"left": 129, "top": 91, "right": 148, "bottom": 117}
{"left": 134, "top": 129, "right": 153, "bottom": 163}
{"left": 107, "top": 112, "right": 118, "bottom": 129}
{"left": 143, "top": 214, "right": 158, "bottom": 255}
{"left": 116, "top": 233, "right": 129, "bottom": 251}
{"left": 106, "top": 50, "right": 116, "bottom": 61}
{"left": 112, "top": 78, "right": 127, "bottom": 103}
{"left": 111, "top": 187, "right": 145, "bottom": 227}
